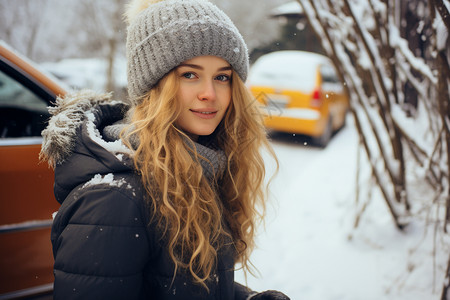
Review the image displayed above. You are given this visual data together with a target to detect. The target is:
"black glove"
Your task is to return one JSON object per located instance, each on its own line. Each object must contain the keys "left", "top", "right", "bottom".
{"left": 249, "top": 290, "right": 290, "bottom": 300}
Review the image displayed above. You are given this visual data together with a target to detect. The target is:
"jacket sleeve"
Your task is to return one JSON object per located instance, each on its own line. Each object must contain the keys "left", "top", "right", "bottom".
{"left": 235, "top": 282, "right": 255, "bottom": 300}
{"left": 51, "top": 185, "right": 152, "bottom": 300}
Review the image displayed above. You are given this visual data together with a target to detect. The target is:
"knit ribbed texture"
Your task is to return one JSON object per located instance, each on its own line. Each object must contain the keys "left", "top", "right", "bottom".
{"left": 103, "top": 123, "right": 226, "bottom": 181}
{"left": 126, "top": 0, "right": 249, "bottom": 104}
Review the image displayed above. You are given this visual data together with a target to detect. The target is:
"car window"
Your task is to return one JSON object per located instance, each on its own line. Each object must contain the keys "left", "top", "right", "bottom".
{"left": 0, "top": 69, "right": 49, "bottom": 138}
{"left": 320, "top": 65, "right": 339, "bottom": 84}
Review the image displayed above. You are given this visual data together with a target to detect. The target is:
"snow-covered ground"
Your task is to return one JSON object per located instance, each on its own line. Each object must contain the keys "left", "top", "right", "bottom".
{"left": 235, "top": 117, "right": 447, "bottom": 300}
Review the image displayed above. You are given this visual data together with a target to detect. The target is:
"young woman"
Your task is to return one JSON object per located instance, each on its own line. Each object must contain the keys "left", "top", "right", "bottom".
{"left": 40, "top": 0, "right": 289, "bottom": 299}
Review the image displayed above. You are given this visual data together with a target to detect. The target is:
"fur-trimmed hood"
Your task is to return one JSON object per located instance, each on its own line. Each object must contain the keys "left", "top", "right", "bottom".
{"left": 40, "top": 90, "right": 130, "bottom": 168}
{"left": 40, "top": 90, "right": 132, "bottom": 203}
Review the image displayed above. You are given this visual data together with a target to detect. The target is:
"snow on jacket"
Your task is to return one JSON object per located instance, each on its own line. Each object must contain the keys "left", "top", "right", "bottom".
{"left": 41, "top": 90, "right": 253, "bottom": 300}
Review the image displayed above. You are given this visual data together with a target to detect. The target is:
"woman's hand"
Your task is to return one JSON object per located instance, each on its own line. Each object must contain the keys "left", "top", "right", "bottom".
{"left": 248, "top": 290, "right": 291, "bottom": 300}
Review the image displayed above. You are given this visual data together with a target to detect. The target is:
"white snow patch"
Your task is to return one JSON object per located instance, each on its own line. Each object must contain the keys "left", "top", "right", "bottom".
{"left": 434, "top": 14, "right": 449, "bottom": 51}
{"left": 83, "top": 173, "right": 126, "bottom": 189}
{"left": 84, "top": 110, "right": 133, "bottom": 159}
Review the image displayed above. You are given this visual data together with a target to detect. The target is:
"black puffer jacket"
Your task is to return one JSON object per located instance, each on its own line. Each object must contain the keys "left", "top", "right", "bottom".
{"left": 41, "top": 91, "right": 253, "bottom": 300}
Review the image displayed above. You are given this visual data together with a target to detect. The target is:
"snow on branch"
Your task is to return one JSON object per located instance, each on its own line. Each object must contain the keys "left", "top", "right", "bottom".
{"left": 389, "top": 23, "right": 437, "bottom": 84}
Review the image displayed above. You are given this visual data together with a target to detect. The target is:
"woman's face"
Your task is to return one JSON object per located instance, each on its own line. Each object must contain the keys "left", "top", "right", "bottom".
{"left": 175, "top": 56, "right": 232, "bottom": 141}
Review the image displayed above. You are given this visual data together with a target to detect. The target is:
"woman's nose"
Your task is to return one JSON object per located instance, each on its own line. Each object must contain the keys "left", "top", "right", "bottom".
{"left": 197, "top": 80, "right": 216, "bottom": 101}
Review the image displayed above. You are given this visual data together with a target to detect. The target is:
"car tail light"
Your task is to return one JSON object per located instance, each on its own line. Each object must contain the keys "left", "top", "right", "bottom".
{"left": 310, "top": 88, "right": 322, "bottom": 109}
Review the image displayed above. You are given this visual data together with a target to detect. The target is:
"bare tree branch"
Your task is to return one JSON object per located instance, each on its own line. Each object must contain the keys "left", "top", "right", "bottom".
{"left": 432, "top": 0, "right": 450, "bottom": 30}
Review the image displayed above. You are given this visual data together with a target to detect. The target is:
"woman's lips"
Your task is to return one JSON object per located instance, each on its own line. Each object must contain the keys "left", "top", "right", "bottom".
{"left": 190, "top": 109, "right": 218, "bottom": 119}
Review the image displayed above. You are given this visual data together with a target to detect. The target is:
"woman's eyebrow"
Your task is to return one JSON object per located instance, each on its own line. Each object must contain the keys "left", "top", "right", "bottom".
{"left": 218, "top": 66, "right": 232, "bottom": 71}
{"left": 178, "top": 64, "right": 232, "bottom": 71}
{"left": 178, "top": 63, "right": 202, "bottom": 70}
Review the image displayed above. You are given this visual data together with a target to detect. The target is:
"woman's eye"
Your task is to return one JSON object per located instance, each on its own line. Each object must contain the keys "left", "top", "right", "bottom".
{"left": 216, "top": 74, "right": 231, "bottom": 82}
{"left": 182, "top": 72, "right": 196, "bottom": 79}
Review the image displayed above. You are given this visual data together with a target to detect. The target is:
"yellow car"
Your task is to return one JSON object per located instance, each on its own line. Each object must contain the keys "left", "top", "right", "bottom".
{"left": 247, "top": 50, "right": 349, "bottom": 147}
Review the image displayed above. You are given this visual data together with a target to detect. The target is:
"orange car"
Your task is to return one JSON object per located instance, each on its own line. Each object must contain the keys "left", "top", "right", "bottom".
{"left": 0, "top": 41, "right": 66, "bottom": 299}
{"left": 247, "top": 50, "right": 349, "bottom": 147}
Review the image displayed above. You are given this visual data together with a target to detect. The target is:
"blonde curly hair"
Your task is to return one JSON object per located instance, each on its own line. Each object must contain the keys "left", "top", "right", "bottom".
{"left": 121, "top": 69, "right": 277, "bottom": 287}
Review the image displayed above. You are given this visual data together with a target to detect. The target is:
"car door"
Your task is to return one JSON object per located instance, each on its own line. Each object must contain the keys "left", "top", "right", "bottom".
{"left": 319, "top": 63, "right": 348, "bottom": 130}
{"left": 0, "top": 49, "right": 61, "bottom": 299}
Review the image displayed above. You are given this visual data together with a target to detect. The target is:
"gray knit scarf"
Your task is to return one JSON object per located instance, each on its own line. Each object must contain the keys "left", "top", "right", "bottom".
{"left": 103, "top": 123, "right": 227, "bottom": 182}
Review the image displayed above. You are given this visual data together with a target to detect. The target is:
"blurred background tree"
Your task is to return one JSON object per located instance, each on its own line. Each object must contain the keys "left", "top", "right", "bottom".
{"left": 0, "top": 0, "right": 286, "bottom": 96}
{"left": 0, "top": 0, "right": 130, "bottom": 96}
{"left": 250, "top": 1, "right": 323, "bottom": 63}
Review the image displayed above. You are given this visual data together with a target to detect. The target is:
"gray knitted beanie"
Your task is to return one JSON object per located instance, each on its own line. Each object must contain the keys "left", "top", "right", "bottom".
{"left": 125, "top": 0, "right": 249, "bottom": 104}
